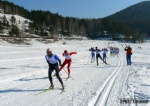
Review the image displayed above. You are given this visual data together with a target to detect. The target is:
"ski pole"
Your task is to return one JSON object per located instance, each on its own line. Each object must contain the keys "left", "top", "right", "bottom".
{"left": 63, "top": 68, "right": 74, "bottom": 80}
{"left": 121, "top": 44, "right": 125, "bottom": 49}
{"left": 125, "top": 43, "right": 128, "bottom": 47}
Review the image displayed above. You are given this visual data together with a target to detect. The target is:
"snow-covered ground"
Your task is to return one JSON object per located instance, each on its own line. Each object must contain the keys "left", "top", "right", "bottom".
{"left": 0, "top": 39, "right": 150, "bottom": 106}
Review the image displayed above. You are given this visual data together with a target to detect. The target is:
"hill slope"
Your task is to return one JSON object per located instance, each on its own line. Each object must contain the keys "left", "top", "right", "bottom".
{"left": 105, "top": 1, "right": 150, "bottom": 36}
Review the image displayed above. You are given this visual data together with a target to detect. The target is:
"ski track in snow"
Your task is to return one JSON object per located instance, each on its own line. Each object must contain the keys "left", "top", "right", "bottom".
{"left": 88, "top": 56, "right": 124, "bottom": 106}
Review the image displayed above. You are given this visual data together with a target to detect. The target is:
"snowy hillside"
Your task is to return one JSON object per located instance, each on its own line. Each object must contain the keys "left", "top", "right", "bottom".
{"left": 0, "top": 39, "right": 150, "bottom": 106}
{"left": 0, "top": 13, "right": 31, "bottom": 31}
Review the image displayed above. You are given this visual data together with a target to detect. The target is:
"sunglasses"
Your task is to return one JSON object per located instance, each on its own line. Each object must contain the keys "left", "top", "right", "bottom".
{"left": 47, "top": 52, "right": 51, "bottom": 53}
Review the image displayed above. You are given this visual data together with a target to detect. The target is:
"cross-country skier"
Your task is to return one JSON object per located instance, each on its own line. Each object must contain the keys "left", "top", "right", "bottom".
{"left": 115, "top": 48, "right": 119, "bottom": 57}
{"left": 124, "top": 45, "right": 132, "bottom": 65}
{"left": 89, "top": 47, "right": 95, "bottom": 63}
{"left": 109, "top": 46, "right": 113, "bottom": 57}
{"left": 102, "top": 48, "right": 108, "bottom": 63}
{"left": 59, "top": 50, "right": 77, "bottom": 78}
{"left": 95, "top": 47, "right": 107, "bottom": 66}
{"left": 45, "top": 48, "right": 64, "bottom": 89}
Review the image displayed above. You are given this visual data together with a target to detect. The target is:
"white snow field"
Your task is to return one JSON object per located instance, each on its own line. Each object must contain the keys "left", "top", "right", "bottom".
{"left": 0, "top": 39, "right": 150, "bottom": 106}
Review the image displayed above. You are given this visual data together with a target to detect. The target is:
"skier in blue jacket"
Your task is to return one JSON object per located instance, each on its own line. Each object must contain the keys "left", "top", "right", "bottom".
{"left": 102, "top": 48, "right": 108, "bottom": 63}
{"left": 89, "top": 47, "right": 95, "bottom": 63}
{"left": 45, "top": 48, "right": 64, "bottom": 90}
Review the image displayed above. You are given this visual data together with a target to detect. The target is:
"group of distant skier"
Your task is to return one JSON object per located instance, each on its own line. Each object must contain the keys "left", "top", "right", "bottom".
{"left": 109, "top": 46, "right": 120, "bottom": 57}
{"left": 45, "top": 42, "right": 132, "bottom": 90}
{"left": 89, "top": 47, "right": 108, "bottom": 65}
{"left": 89, "top": 45, "right": 121, "bottom": 66}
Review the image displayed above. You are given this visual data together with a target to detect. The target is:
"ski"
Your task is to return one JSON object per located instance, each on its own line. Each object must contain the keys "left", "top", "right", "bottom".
{"left": 105, "top": 63, "right": 110, "bottom": 65}
{"left": 59, "top": 86, "right": 66, "bottom": 94}
{"left": 65, "top": 77, "right": 70, "bottom": 81}
{"left": 60, "top": 89, "right": 65, "bottom": 94}
{"left": 96, "top": 63, "right": 110, "bottom": 66}
{"left": 35, "top": 87, "right": 59, "bottom": 95}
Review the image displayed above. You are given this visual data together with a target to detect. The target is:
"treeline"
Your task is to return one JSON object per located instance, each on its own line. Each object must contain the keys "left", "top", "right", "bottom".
{"left": 0, "top": 0, "right": 149, "bottom": 42}
{"left": 106, "top": 1, "right": 150, "bottom": 41}
{"left": 0, "top": 0, "right": 30, "bottom": 18}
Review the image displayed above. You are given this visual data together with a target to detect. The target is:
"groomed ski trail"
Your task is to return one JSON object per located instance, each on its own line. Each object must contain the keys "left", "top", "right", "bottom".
{"left": 88, "top": 56, "right": 124, "bottom": 106}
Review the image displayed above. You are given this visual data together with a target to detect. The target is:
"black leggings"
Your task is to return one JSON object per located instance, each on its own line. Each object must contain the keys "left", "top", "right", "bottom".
{"left": 96, "top": 54, "right": 104, "bottom": 65}
{"left": 48, "top": 63, "right": 63, "bottom": 85}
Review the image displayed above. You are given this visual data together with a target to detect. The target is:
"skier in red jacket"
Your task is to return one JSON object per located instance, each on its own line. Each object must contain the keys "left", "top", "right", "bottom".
{"left": 59, "top": 50, "right": 77, "bottom": 78}
{"left": 124, "top": 45, "right": 132, "bottom": 65}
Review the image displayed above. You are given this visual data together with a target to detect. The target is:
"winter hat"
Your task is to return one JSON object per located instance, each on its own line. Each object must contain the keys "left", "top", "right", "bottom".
{"left": 64, "top": 50, "right": 68, "bottom": 53}
{"left": 46, "top": 48, "right": 52, "bottom": 52}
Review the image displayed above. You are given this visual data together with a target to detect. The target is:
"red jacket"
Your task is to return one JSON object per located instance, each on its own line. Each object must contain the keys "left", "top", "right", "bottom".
{"left": 63, "top": 52, "right": 77, "bottom": 56}
{"left": 62, "top": 52, "right": 77, "bottom": 60}
{"left": 125, "top": 47, "right": 132, "bottom": 55}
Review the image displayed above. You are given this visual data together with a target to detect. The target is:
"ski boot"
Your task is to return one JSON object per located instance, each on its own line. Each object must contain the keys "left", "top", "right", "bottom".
{"left": 61, "top": 83, "right": 64, "bottom": 90}
{"left": 49, "top": 84, "right": 54, "bottom": 89}
{"left": 67, "top": 75, "right": 71, "bottom": 79}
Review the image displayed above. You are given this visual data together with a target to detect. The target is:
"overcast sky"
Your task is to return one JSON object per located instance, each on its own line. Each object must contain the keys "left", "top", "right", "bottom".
{"left": 7, "top": 0, "right": 146, "bottom": 18}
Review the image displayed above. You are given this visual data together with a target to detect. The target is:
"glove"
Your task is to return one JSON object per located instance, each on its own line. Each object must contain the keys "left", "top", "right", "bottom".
{"left": 74, "top": 50, "right": 77, "bottom": 54}
{"left": 58, "top": 60, "right": 62, "bottom": 66}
